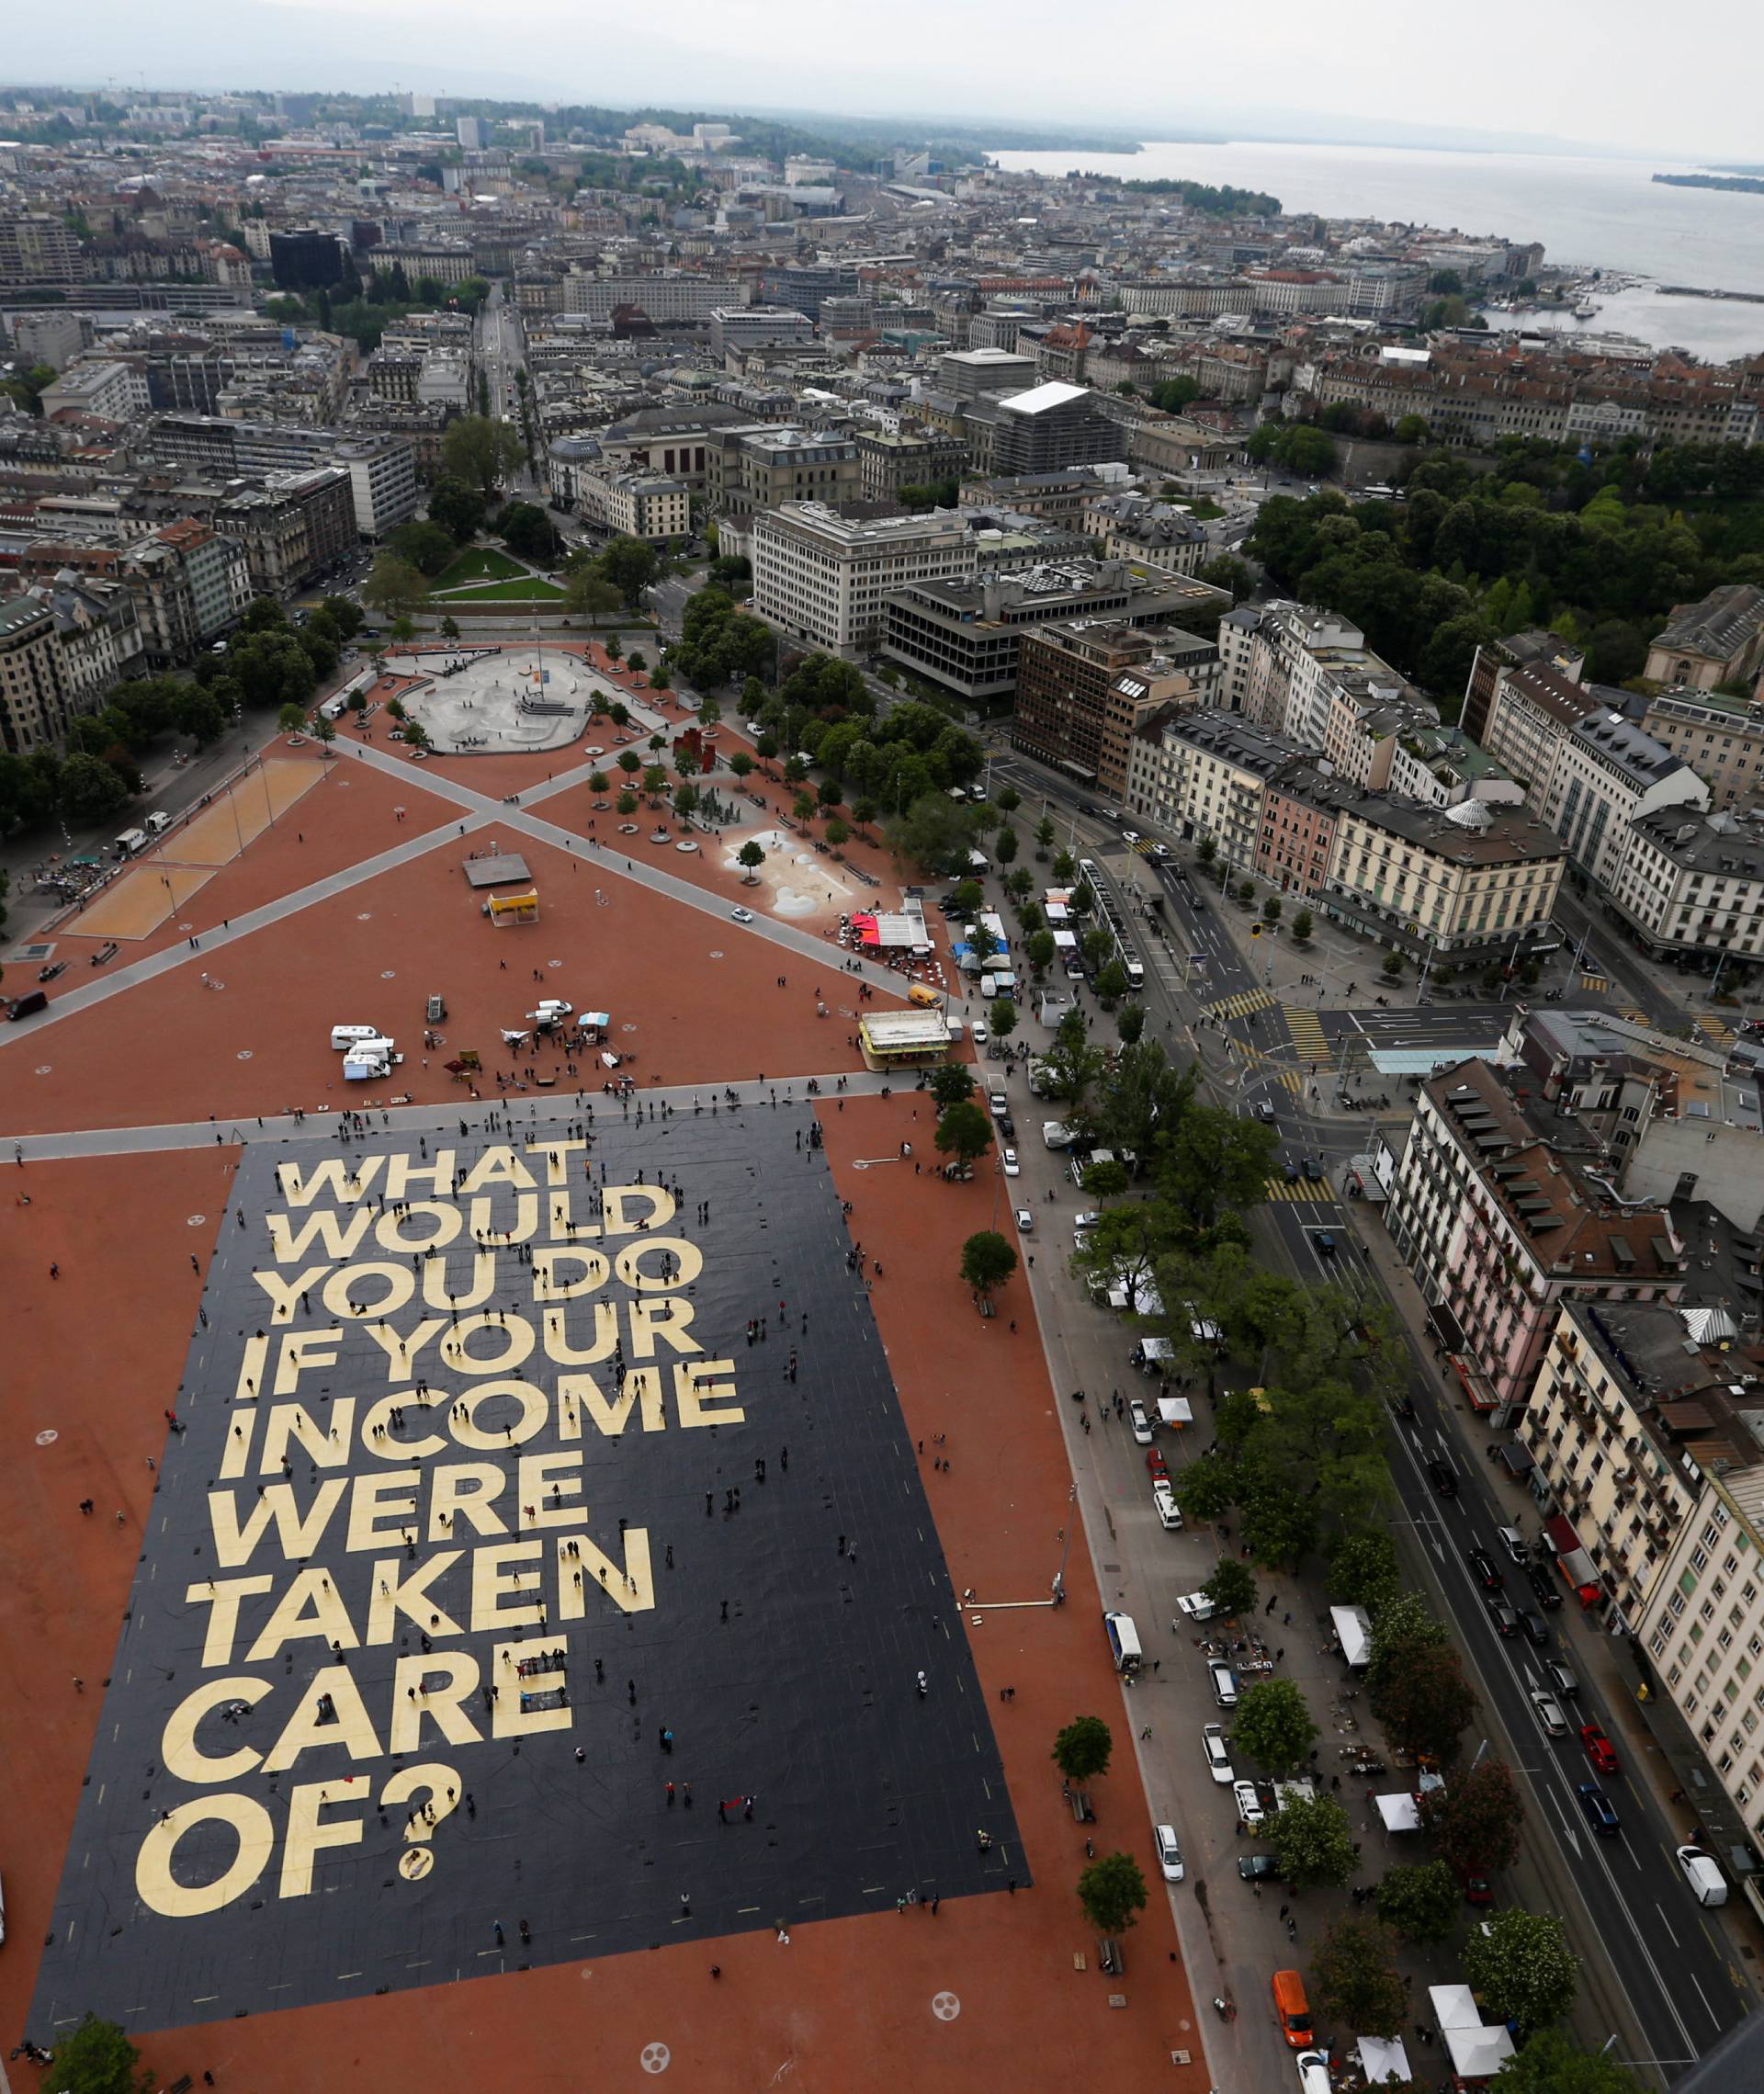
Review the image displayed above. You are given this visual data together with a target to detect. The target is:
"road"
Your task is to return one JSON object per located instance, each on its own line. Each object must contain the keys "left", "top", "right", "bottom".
{"left": 994, "top": 775, "right": 1751, "bottom": 2086}
{"left": 477, "top": 284, "right": 537, "bottom": 492}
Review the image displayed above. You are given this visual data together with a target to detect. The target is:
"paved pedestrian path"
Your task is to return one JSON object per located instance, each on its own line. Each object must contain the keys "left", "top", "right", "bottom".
{"left": 8, "top": 1066, "right": 909, "bottom": 1162}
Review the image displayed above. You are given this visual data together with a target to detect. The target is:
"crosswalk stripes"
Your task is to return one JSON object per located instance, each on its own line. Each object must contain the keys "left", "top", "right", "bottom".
{"left": 1699, "top": 1014, "right": 1736, "bottom": 1047}
{"left": 1204, "top": 986, "right": 1278, "bottom": 1023}
{"left": 1263, "top": 1175, "right": 1327, "bottom": 1202}
{"left": 1615, "top": 1005, "right": 1651, "bottom": 1024}
{"left": 1579, "top": 972, "right": 1608, "bottom": 994}
{"left": 1126, "top": 838, "right": 1154, "bottom": 856}
{"left": 1284, "top": 1007, "right": 1331, "bottom": 1064}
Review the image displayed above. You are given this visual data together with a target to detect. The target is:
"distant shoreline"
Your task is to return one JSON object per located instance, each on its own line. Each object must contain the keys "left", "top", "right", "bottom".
{"left": 1653, "top": 173, "right": 1764, "bottom": 196}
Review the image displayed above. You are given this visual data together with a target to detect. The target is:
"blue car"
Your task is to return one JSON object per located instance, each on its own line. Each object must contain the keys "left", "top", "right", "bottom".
{"left": 1577, "top": 1783, "right": 1620, "bottom": 1837}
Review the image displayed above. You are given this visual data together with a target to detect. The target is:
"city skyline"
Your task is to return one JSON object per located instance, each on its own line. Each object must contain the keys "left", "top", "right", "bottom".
{"left": 6, "top": 0, "right": 1762, "bottom": 164}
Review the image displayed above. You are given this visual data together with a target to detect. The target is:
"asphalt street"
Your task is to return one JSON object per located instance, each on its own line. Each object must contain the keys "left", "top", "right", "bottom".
{"left": 998, "top": 764, "right": 1754, "bottom": 2086}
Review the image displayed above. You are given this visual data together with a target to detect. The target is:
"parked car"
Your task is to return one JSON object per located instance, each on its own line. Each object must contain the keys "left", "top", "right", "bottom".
{"left": 1516, "top": 1609, "right": 1551, "bottom": 1648}
{"left": 1232, "top": 1779, "right": 1264, "bottom": 1829}
{"left": 1238, "top": 1852, "right": 1281, "bottom": 1883}
{"left": 1580, "top": 1726, "right": 1620, "bottom": 1775}
{"left": 1128, "top": 1399, "right": 1154, "bottom": 1445}
{"left": 1203, "top": 1724, "right": 1235, "bottom": 1784}
{"left": 1175, "top": 1590, "right": 1218, "bottom": 1624}
{"left": 1151, "top": 1481, "right": 1183, "bottom": 1531}
{"left": 1155, "top": 1823, "right": 1184, "bottom": 1883}
{"left": 1544, "top": 1660, "right": 1579, "bottom": 1697}
{"left": 1001, "top": 1147, "right": 1020, "bottom": 1177}
{"left": 1145, "top": 1446, "right": 1170, "bottom": 1482}
{"left": 1526, "top": 1561, "right": 1564, "bottom": 1611}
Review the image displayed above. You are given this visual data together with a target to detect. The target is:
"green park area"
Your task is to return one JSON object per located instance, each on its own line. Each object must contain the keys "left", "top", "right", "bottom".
{"left": 433, "top": 576, "right": 566, "bottom": 604}
{"left": 432, "top": 546, "right": 532, "bottom": 591}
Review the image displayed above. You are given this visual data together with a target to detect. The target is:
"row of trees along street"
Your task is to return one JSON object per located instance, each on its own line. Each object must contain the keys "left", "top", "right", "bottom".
{"left": 891, "top": 845, "right": 1624, "bottom": 2075}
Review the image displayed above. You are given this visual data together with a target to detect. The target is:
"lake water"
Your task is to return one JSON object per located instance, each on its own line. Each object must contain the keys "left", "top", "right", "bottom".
{"left": 991, "top": 141, "right": 1764, "bottom": 357}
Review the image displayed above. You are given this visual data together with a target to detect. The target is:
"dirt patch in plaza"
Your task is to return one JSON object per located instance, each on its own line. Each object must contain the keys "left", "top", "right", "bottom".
{"left": 0, "top": 831, "right": 883, "bottom": 1138}
{"left": 41, "top": 750, "right": 460, "bottom": 978}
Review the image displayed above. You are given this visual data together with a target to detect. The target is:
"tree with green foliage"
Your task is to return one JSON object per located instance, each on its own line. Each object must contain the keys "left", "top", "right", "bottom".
{"left": 1329, "top": 1533, "right": 1403, "bottom": 1614}
{"left": 1077, "top": 1851, "right": 1148, "bottom": 1937}
{"left": 277, "top": 700, "right": 308, "bottom": 733}
{"left": 1489, "top": 2032, "right": 1648, "bottom": 2094}
{"left": 58, "top": 751, "right": 132, "bottom": 823}
{"left": 1116, "top": 1002, "right": 1146, "bottom": 1046}
{"left": 928, "top": 1061, "right": 974, "bottom": 1112}
{"left": 1149, "top": 375, "right": 1202, "bottom": 413}
{"left": 960, "top": 1229, "right": 1018, "bottom": 1297}
{"left": 499, "top": 502, "right": 560, "bottom": 563}
{"left": 1290, "top": 906, "right": 1314, "bottom": 942}
{"left": 1026, "top": 928, "right": 1057, "bottom": 977}
{"left": 1053, "top": 1715, "right": 1114, "bottom": 1783}
{"left": 1374, "top": 1859, "right": 1463, "bottom": 1946}
{"left": 736, "top": 840, "right": 765, "bottom": 884}
{"left": 37, "top": 2014, "right": 152, "bottom": 2094}
{"left": 1369, "top": 1602, "right": 1477, "bottom": 1765}
{"left": 1231, "top": 1679, "right": 1319, "bottom": 1772}
{"left": 1094, "top": 957, "right": 1129, "bottom": 1003}
{"left": 886, "top": 794, "right": 977, "bottom": 877}
{"left": 321, "top": 594, "right": 365, "bottom": 641}
{"left": 1421, "top": 1754, "right": 1525, "bottom": 1874}
{"left": 362, "top": 554, "right": 430, "bottom": 623}
{"left": 936, "top": 1101, "right": 994, "bottom": 1174}
{"left": 440, "top": 413, "right": 525, "bottom": 499}
{"left": 1464, "top": 1909, "right": 1579, "bottom": 2032}
{"left": 1270, "top": 1791, "right": 1358, "bottom": 1890}
{"left": 566, "top": 569, "right": 624, "bottom": 621}
{"left": 1199, "top": 554, "right": 1254, "bottom": 599}
{"left": 1202, "top": 1556, "right": 1258, "bottom": 1619}
{"left": 1310, "top": 1916, "right": 1408, "bottom": 2037}
{"left": 426, "top": 475, "right": 485, "bottom": 541}
{"left": 599, "top": 534, "right": 662, "bottom": 607}
{"left": 387, "top": 519, "right": 458, "bottom": 577}
{"left": 1161, "top": 1104, "right": 1278, "bottom": 1233}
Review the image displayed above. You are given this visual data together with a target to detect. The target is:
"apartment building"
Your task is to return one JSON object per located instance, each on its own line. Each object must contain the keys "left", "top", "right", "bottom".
{"left": 149, "top": 521, "right": 252, "bottom": 648}
{"left": 750, "top": 503, "right": 973, "bottom": 658}
{"left": 1253, "top": 763, "right": 1346, "bottom": 896}
{"left": 981, "top": 382, "right": 1120, "bottom": 477}
{"left": 855, "top": 428, "right": 968, "bottom": 504}
{"left": 40, "top": 360, "right": 152, "bottom": 424}
{"left": 1383, "top": 1058, "right": 1687, "bottom": 1415}
{"left": 561, "top": 273, "right": 742, "bottom": 323}
{"left": 1481, "top": 658, "right": 1603, "bottom": 799}
{"left": 554, "top": 447, "right": 688, "bottom": 543}
{"left": 1538, "top": 710, "right": 1708, "bottom": 892}
{"left": 705, "top": 425, "right": 861, "bottom": 519}
{"left": 1609, "top": 809, "right": 1764, "bottom": 964}
{"left": 1521, "top": 1300, "right": 1742, "bottom": 1628}
{"left": 1463, "top": 628, "right": 1586, "bottom": 745}
{"left": 336, "top": 436, "right": 420, "bottom": 539}
{"left": 1221, "top": 599, "right": 1397, "bottom": 748}
{"left": 0, "top": 594, "right": 74, "bottom": 754}
{"left": 937, "top": 346, "right": 1039, "bottom": 404}
{"left": 0, "top": 212, "right": 85, "bottom": 288}
{"left": 1138, "top": 708, "right": 1297, "bottom": 867}
{"left": 707, "top": 307, "right": 813, "bottom": 363}
{"left": 28, "top": 573, "right": 142, "bottom": 714}
{"left": 1016, "top": 586, "right": 1231, "bottom": 790}
{"left": 1320, "top": 793, "right": 1565, "bottom": 963}
{"left": 1643, "top": 685, "right": 1764, "bottom": 809}
{"left": 1637, "top": 1467, "right": 1764, "bottom": 1853}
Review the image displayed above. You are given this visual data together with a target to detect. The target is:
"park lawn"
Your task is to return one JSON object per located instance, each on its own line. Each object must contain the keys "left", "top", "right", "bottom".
{"left": 433, "top": 546, "right": 530, "bottom": 589}
{"left": 431, "top": 577, "right": 566, "bottom": 603}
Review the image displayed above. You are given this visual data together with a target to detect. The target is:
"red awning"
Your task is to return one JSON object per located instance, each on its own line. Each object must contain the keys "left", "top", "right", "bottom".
{"left": 851, "top": 912, "right": 880, "bottom": 948}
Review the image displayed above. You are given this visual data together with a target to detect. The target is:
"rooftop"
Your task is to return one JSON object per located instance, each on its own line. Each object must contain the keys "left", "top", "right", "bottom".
{"left": 1651, "top": 583, "right": 1764, "bottom": 662}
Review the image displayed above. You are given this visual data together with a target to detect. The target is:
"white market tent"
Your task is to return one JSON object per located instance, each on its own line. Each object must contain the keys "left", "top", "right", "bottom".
{"left": 1353, "top": 2034, "right": 1412, "bottom": 2085}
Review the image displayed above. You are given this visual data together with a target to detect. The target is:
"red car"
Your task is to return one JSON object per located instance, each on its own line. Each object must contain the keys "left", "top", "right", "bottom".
{"left": 1145, "top": 1446, "right": 1170, "bottom": 1481}
{"left": 1460, "top": 1870, "right": 1494, "bottom": 1907}
{"left": 1580, "top": 1725, "right": 1619, "bottom": 1775}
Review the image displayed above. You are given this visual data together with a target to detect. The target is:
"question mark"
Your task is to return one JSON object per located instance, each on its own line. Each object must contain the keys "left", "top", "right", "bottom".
{"left": 381, "top": 1762, "right": 460, "bottom": 1881}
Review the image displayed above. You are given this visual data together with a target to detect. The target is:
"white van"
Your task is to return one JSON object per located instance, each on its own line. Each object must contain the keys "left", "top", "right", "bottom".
{"left": 1103, "top": 1610, "right": 1143, "bottom": 1676}
{"left": 112, "top": 827, "right": 149, "bottom": 859}
{"left": 1677, "top": 1845, "right": 1727, "bottom": 1906}
{"left": 144, "top": 811, "right": 173, "bottom": 836}
{"left": 331, "top": 1024, "right": 380, "bottom": 1051}
{"left": 1208, "top": 1661, "right": 1239, "bottom": 1708}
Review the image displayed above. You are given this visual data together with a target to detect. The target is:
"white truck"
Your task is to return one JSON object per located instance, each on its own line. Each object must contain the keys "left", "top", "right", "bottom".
{"left": 112, "top": 827, "right": 149, "bottom": 859}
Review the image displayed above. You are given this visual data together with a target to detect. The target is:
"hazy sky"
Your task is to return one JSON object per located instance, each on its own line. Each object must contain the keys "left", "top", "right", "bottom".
{"left": 7, "top": 0, "right": 1762, "bottom": 162}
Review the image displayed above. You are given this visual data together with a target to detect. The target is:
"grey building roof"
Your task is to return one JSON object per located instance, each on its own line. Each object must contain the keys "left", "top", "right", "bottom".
{"left": 1627, "top": 809, "right": 1764, "bottom": 877}
{"left": 1652, "top": 583, "right": 1764, "bottom": 662}
{"left": 1568, "top": 709, "right": 1695, "bottom": 789}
